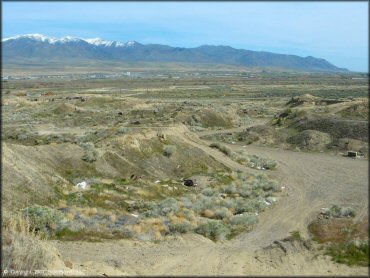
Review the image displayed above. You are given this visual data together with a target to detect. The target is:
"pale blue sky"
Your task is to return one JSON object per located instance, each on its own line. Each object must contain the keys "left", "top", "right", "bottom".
{"left": 2, "top": 1, "right": 368, "bottom": 72}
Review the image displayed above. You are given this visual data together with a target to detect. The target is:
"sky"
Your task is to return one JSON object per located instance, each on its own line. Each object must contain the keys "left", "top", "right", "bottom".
{"left": 2, "top": 1, "right": 368, "bottom": 72}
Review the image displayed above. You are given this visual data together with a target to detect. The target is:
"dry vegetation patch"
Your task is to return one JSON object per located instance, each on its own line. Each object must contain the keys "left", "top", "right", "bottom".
{"left": 308, "top": 206, "right": 369, "bottom": 267}
{"left": 2, "top": 214, "right": 66, "bottom": 272}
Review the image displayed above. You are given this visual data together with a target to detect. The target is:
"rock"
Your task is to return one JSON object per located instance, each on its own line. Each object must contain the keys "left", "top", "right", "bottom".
{"left": 64, "top": 260, "right": 73, "bottom": 269}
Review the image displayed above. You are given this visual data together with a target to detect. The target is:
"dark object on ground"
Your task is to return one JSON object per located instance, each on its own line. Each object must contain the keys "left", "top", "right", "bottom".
{"left": 183, "top": 179, "right": 197, "bottom": 187}
{"left": 347, "top": 151, "right": 358, "bottom": 158}
{"left": 118, "top": 112, "right": 123, "bottom": 116}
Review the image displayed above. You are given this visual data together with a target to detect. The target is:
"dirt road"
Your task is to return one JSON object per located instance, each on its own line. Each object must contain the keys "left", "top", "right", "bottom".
{"left": 228, "top": 143, "right": 368, "bottom": 249}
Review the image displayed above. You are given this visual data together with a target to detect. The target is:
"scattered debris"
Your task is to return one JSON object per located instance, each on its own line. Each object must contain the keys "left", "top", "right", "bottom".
{"left": 76, "top": 181, "right": 87, "bottom": 190}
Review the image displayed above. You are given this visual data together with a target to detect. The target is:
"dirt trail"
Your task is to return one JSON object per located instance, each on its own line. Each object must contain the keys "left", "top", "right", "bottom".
{"left": 54, "top": 126, "right": 368, "bottom": 276}
{"left": 184, "top": 131, "right": 368, "bottom": 249}
{"left": 228, "top": 144, "right": 368, "bottom": 249}
{"left": 195, "top": 119, "right": 267, "bottom": 137}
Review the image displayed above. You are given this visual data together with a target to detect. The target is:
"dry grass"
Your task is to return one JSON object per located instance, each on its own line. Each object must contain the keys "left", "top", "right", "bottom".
{"left": 2, "top": 214, "right": 62, "bottom": 271}
{"left": 308, "top": 218, "right": 368, "bottom": 244}
{"left": 308, "top": 217, "right": 369, "bottom": 267}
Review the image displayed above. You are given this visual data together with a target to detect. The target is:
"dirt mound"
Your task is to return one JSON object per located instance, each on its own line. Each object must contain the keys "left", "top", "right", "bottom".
{"left": 2, "top": 142, "right": 95, "bottom": 211}
{"left": 330, "top": 138, "right": 368, "bottom": 156}
{"left": 287, "top": 130, "right": 332, "bottom": 151}
{"left": 237, "top": 125, "right": 288, "bottom": 145}
{"left": 286, "top": 94, "right": 320, "bottom": 107}
{"left": 292, "top": 116, "right": 368, "bottom": 142}
{"left": 52, "top": 103, "right": 77, "bottom": 114}
{"left": 100, "top": 126, "right": 226, "bottom": 179}
{"left": 174, "top": 108, "right": 236, "bottom": 128}
{"left": 2, "top": 123, "right": 229, "bottom": 213}
{"left": 337, "top": 100, "right": 368, "bottom": 120}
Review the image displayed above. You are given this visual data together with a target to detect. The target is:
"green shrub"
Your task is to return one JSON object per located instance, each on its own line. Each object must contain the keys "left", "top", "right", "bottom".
{"left": 201, "top": 188, "right": 215, "bottom": 196}
{"left": 214, "top": 207, "right": 233, "bottom": 220}
{"left": 289, "top": 230, "right": 302, "bottom": 241}
{"left": 163, "top": 145, "right": 177, "bottom": 157}
{"left": 220, "top": 198, "right": 238, "bottom": 209}
{"left": 229, "top": 214, "right": 258, "bottom": 226}
{"left": 221, "top": 184, "right": 237, "bottom": 194}
{"left": 233, "top": 151, "right": 278, "bottom": 170}
{"left": 239, "top": 185, "right": 252, "bottom": 198}
{"left": 168, "top": 221, "right": 192, "bottom": 234}
{"left": 192, "top": 196, "right": 217, "bottom": 213}
{"left": 262, "top": 180, "right": 280, "bottom": 192}
{"left": 21, "top": 205, "right": 67, "bottom": 237}
{"left": 80, "top": 142, "right": 97, "bottom": 163}
{"left": 263, "top": 160, "right": 278, "bottom": 170}
{"left": 144, "top": 198, "right": 180, "bottom": 217}
{"left": 327, "top": 240, "right": 369, "bottom": 266}
{"left": 328, "top": 205, "right": 356, "bottom": 218}
{"left": 195, "top": 219, "right": 231, "bottom": 241}
{"left": 234, "top": 199, "right": 254, "bottom": 214}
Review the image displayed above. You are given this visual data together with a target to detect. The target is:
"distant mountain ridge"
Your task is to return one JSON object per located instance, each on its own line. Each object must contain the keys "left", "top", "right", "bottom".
{"left": 2, "top": 34, "right": 348, "bottom": 72}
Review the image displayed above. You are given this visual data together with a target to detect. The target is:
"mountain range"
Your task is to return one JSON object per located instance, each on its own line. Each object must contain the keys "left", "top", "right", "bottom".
{"left": 2, "top": 34, "right": 348, "bottom": 72}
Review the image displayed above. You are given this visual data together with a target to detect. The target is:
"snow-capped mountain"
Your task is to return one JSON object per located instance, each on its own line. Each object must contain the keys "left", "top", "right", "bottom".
{"left": 2, "top": 34, "right": 137, "bottom": 47}
{"left": 2, "top": 34, "right": 347, "bottom": 72}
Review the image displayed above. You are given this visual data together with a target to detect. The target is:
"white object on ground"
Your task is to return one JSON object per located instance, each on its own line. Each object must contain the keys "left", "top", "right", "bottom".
{"left": 131, "top": 213, "right": 139, "bottom": 218}
{"left": 76, "top": 181, "right": 87, "bottom": 190}
{"left": 155, "top": 180, "right": 160, "bottom": 183}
